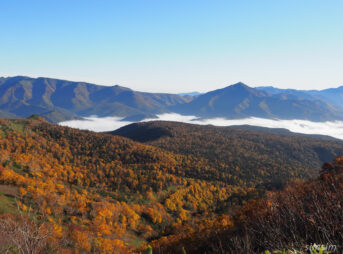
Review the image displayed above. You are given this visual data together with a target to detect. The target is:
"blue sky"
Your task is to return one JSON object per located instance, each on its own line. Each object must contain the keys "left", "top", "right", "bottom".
{"left": 1, "top": 0, "right": 343, "bottom": 92}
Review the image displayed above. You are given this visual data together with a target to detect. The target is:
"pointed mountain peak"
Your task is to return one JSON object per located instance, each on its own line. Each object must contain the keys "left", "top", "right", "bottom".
{"left": 223, "top": 82, "right": 251, "bottom": 90}
{"left": 219, "top": 82, "right": 253, "bottom": 92}
{"left": 206, "top": 82, "right": 267, "bottom": 97}
{"left": 232, "top": 82, "right": 248, "bottom": 87}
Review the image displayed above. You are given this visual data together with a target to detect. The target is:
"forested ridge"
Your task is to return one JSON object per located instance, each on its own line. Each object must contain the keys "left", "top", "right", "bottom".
{"left": 113, "top": 121, "right": 343, "bottom": 190}
{"left": 0, "top": 117, "right": 342, "bottom": 253}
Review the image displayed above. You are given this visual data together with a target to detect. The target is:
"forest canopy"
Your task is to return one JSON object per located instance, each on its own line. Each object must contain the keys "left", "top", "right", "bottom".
{"left": 0, "top": 118, "right": 342, "bottom": 253}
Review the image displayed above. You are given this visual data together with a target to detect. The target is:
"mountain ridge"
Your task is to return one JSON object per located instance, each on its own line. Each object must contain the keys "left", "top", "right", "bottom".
{"left": 172, "top": 82, "right": 343, "bottom": 121}
{"left": 111, "top": 120, "right": 343, "bottom": 185}
{"left": 0, "top": 76, "right": 191, "bottom": 122}
{"left": 2, "top": 76, "right": 343, "bottom": 122}
{"left": 257, "top": 85, "right": 343, "bottom": 110}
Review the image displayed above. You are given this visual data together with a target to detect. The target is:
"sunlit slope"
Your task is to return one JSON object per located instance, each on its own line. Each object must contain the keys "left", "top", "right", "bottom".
{"left": 0, "top": 117, "right": 258, "bottom": 252}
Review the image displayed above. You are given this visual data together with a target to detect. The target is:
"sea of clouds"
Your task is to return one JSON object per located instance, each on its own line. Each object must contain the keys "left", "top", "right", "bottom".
{"left": 59, "top": 113, "right": 343, "bottom": 140}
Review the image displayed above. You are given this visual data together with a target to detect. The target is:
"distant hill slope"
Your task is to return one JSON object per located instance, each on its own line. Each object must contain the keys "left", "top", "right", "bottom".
{"left": 178, "top": 91, "right": 202, "bottom": 97}
{"left": 0, "top": 76, "right": 191, "bottom": 122}
{"left": 0, "top": 109, "right": 16, "bottom": 118}
{"left": 2, "top": 76, "right": 343, "bottom": 123}
{"left": 171, "top": 83, "right": 343, "bottom": 121}
{"left": 228, "top": 124, "right": 340, "bottom": 141}
{"left": 112, "top": 121, "right": 343, "bottom": 188}
{"left": 257, "top": 85, "right": 343, "bottom": 111}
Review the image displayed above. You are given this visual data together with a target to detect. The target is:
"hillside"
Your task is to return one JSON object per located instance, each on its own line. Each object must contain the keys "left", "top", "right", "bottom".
{"left": 171, "top": 83, "right": 343, "bottom": 121}
{"left": 112, "top": 121, "right": 343, "bottom": 189}
{"left": 0, "top": 118, "right": 341, "bottom": 253}
{"left": 257, "top": 85, "right": 343, "bottom": 111}
{"left": 150, "top": 158, "right": 343, "bottom": 253}
{"left": 2, "top": 76, "right": 343, "bottom": 123}
{"left": 0, "top": 76, "right": 191, "bottom": 122}
{"left": 0, "top": 117, "right": 271, "bottom": 253}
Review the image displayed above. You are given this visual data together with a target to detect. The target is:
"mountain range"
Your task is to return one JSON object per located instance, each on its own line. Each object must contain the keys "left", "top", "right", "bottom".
{"left": 0, "top": 76, "right": 191, "bottom": 122}
{"left": 256, "top": 86, "right": 343, "bottom": 110}
{"left": 172, "top": 82, "right": 343, "bottom": 121}
{"left": 1, "top": 76, "right": 343, "bottom": 122}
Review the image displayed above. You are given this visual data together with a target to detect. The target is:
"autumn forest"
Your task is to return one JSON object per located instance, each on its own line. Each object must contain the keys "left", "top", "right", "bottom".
{"left": 0, "top": 117, "right": 342, "bottom": 253}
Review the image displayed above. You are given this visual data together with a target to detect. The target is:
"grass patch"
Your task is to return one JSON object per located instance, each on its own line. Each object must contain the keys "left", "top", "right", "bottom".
{"left": 128, "top": 237, "right": 146, "bottom": 249}
{"left": 8, "top": 121, "right": 26, "bottom": 134}
{"left": 0, "top": 119, "right": 32, "bottom": 136}
{"left": 0, "top": 192, "right": 18, "bottom": 214}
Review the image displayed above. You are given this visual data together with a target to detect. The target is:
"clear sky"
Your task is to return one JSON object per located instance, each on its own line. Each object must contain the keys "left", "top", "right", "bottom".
{"left": 1, "top": 0, "right": 343, "bottom": 93}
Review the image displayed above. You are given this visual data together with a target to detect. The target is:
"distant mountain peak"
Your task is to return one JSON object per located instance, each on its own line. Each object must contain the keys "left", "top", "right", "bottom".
{"left": 222, "top": 82, "right": 249, "bottom": 90}
{"left": 221, "top": 82, "right": 252, "bottom": 91}
{"left": 112, "top": 84, "right": 132, "bottom": 91}
{"left": 232, "top": 81, "right": 248, "bottom": 87}
{"left": 218, "top": 82, "right": 264, "bottom": 96}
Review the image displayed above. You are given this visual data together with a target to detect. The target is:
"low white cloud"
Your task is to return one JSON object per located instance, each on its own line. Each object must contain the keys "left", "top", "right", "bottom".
{"left": 59, "top": 113, "right": 343, "bottom": 140}
{"left": 59, "top": 116, "right": 132, "bottom": 132}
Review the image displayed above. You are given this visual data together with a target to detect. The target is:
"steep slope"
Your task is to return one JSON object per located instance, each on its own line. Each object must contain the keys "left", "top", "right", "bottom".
{"left": 0, "top": 76, "right": 191, "bottom": 122}
{"left": 172, "top": 83, "right": 343, "bottom": 121}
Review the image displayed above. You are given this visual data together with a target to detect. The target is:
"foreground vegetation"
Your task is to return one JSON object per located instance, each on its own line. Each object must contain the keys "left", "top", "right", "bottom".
{"left": 0, "top": 117, "right": 257, "bottom": 253}
{"left": 148, "top": 159, "right": 343, "bottom": 253}
{"left": 0, "top": 117, "right": 342, "bottom": 253}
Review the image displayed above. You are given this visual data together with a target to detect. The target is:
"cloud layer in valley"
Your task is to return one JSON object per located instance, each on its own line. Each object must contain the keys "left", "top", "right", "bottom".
{"left": 59, "top": 113, "right": 343, "bottom": 140}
